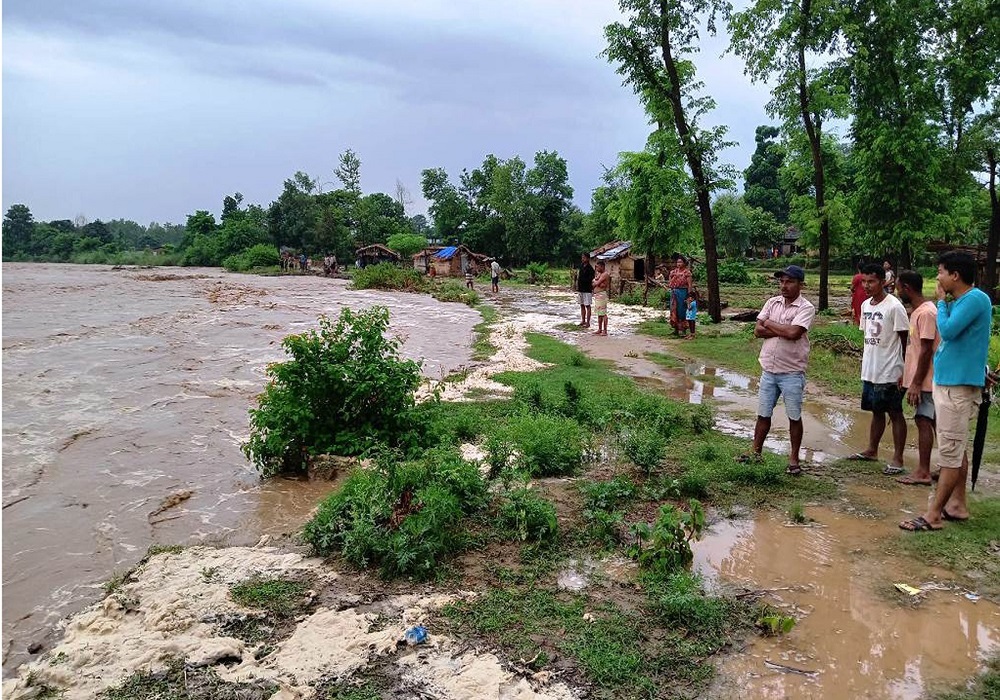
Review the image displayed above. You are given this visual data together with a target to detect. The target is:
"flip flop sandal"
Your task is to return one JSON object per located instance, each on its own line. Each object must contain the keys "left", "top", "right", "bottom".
{"left": 899, "top": 516, "right": 942, "bottom": 531}
{"left": 942, "top": 510, "right": 969, "bottom": 522}
{"left": 786, "top": 464, "right": 803, "bottom": 476}
{"left": 736, "top": 453, "right": 763, "bottom": 464}
{"left": 882, "top": 464, "right": 905, "bottom": 476}
{"left": 846, "top": 452, "right": 878, "bottom": 462}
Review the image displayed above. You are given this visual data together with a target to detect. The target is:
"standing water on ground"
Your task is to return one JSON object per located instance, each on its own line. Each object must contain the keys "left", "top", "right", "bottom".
{"left": 1, "top": 263, "right": 480, "bottom": 675}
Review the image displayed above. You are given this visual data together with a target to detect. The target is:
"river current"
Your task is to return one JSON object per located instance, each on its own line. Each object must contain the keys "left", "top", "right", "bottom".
{"left": 1, "top": 263, "right": 479, "bottom": 674}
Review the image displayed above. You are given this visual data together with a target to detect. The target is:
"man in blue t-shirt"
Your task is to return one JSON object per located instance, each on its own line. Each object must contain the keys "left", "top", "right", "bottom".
{"left": 900, "top": 252, "right": 993, "bottom": 532}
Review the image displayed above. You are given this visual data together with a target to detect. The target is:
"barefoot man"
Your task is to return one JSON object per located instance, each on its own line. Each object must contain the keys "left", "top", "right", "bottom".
{"left": 896, "top": 270, "right": 939, "bottom": 486}
{"left": 577, "top": 252, "right": 595, "bottom": 328}
{"left": 741, "top": 265, "right": 815, "bottom": 475}
{"left": 901, "top": 252, "right": 993, "bottom": 531}
{"left": 593, "top": 260, "right": 610, "bottom": 336}
{"left": 848, "top": 263, "right": 909, "bottom": 474}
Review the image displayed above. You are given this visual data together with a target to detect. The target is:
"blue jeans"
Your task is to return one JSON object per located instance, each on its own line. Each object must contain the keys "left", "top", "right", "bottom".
{"left": 758, "top": 371, "right": 806, "bottom": 421}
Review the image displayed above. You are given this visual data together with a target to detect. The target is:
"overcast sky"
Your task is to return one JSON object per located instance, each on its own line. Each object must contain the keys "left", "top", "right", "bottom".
{"left": 3, "top": 0, "right": 773, "bottom": 225}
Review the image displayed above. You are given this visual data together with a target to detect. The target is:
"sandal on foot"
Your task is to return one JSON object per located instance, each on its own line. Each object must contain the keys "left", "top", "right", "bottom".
{"left": 786, "top": 464, "right": 803, "bottom": 476}
{"left": 736, "top": 452, "right": 763, "bottom": 464}
{"left": 882, "top": 464, "right": 905, "bottom": 476}
{"left": 899, "top": 516, "right": 943, "bottom": 531}
{"left": 942, "top": 509, "right": 969, "bottom": 522}
{"left": 846, "top": 452, "right": 878, "bottom": 462}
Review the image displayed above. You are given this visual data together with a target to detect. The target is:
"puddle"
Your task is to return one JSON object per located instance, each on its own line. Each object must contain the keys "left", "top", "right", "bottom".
{"left": 695, "top": 503, "right": 1000, "bottom": 699}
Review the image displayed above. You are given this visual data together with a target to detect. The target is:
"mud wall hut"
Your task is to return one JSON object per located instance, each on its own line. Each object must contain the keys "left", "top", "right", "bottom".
{"left": 414, "top": 245, "right": 490, "bottom": 277}
{"left": 355, "top": 244, "right": 401, "bottom": 268}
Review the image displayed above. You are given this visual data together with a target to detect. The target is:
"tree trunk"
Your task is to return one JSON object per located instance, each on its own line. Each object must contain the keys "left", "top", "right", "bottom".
{"left": 797, "top": 0, "right": 828, "bottom": 310}
{"left": 984, "top": 147, "right": 999, "bottom": 302}
{"left": 656, "top": 3, "right": 722, "bottom": 322}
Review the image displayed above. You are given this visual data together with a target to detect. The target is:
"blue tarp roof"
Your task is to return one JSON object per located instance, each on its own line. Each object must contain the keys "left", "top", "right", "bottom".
{"left": 433, "top": 246, "right": 460, "bottom": 260}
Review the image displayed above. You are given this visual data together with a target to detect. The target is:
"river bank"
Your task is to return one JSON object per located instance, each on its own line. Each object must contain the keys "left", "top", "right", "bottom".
{"left": 4, "top": 272, "right": 999, "bottom": 699}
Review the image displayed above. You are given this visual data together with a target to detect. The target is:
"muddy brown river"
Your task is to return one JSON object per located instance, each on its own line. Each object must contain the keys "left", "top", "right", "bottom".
{"left": 1, "top": 263, "right": 480, "bottom": 674}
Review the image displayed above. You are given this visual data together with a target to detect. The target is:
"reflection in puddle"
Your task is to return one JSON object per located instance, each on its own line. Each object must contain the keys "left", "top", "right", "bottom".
{"left": 695, "top": 510, "right": 1000, "bottom": 699}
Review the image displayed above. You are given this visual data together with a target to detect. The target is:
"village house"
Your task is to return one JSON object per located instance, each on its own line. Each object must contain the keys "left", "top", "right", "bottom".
{"left": 412, "top": 245, "right": 490, "bottom": 277}
{"left": 355, "top": 244, "right": 401, "bottom": 268}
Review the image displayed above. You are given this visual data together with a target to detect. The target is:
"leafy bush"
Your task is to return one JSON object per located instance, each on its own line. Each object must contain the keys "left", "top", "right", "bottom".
{"left": 243, "top": 307, "right": 422, "bottom": 476}
{"left": 498, "top": 487, "right": 559, "bottom": 542}
{"left": 525, "top": 261, "right": 550, "bottom": 284}
{"left": 620, "top": 428, "right": 667, "bottom": 473}
{"left": 302, "top": 448, "right": 488, "bottom": 577}
{"left": 223, "top": 243, "right": 279, "bottom": 272}
{"left": 717, "top": 261, "right": 751, "bottom": 284}
{"left": 503, "top": 414, "right": 584, "bottom": 476}
{"left": 628, "top": 501, "right": 706, "bottom": 577}
{"left": 351, "top": 262, "right": 423, "bottom": 291}
{"left": 430, "top": 280, "right": 480, "bottom": 306}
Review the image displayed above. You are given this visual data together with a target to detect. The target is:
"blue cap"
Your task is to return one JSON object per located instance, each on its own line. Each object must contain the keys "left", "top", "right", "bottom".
{"left": 774, "top": 265, "right": 805, "bottom": 281}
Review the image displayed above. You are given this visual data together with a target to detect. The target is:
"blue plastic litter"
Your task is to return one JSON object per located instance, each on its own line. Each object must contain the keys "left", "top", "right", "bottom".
{"left": 404, "top": 625, "right": 428, "bottom": 645}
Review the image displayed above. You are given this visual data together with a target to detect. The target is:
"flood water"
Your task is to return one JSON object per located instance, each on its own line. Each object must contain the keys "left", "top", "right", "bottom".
{"left": 1, "top": 263, "right": 480, "bottom": 674}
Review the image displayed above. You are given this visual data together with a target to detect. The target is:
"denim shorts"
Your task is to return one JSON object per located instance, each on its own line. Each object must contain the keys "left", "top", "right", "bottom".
{"left": 861, "top": 381, "right": 904, "bottom": 413}
{"left": 757, "top": 371, "right": 806, "bottom": 421}
{"left": 904, "top": 388, "right": 935, "bottom": 421}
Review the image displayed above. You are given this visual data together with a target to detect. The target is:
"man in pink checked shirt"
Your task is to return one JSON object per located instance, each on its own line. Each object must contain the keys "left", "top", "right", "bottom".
{"left": 738, "top": 265, "right": 816, "bottom": 475}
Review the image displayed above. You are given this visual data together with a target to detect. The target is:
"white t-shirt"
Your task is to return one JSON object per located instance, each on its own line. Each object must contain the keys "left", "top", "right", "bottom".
{"left": 860, "top": 294, "right": 909, "bottom": 383}
{"left": 490, "top": 261, "right": 501, "bottom": 277}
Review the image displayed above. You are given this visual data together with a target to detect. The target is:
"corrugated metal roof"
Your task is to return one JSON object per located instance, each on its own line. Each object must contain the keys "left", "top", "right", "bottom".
{"left": 433, "top": 246, "right": 460, "bottom": 260}
{"left": 595, "top": 241, "right": 632, "bottom": 260}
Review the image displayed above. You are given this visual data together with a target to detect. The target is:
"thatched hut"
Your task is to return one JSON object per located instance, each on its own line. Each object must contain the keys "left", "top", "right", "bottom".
{"left": 355, "top": 244, "right": 401, "bottom": 268}
{"left": 414, "top": 245, "right": 490, "bottom": 277}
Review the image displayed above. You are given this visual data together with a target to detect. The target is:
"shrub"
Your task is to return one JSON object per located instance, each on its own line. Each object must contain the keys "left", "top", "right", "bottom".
{"left": 386, "top": 233, "right": 428, "bottom": 258}
{"left": 628, "top": 501, "right": 706, "bottom": 577}
{"left": 243, "top": 307, "right": 422, "bottom": 476}
{"left": 223, "top": 243, "right": 279, "bottom": 272}
{"left": 498, "top": 487, "right": 559, "bottom": 542}
{"left": 717, "top": 261, "right": 751, "bottom": 284}
{"left": 580, "top": 477, "right": 635, "bottom": 546}
{"left": 351, "top": 263, "right": 423, "bottom": 291}
{"left": 525, "top": 261, "right": 550, "bottom": 284}
{"left": 430, "top": 280, "right": 480, "bottom": 306}
{"left": 503, "top": 414, "right": 584, "bottom": 476}
{"left": 302, "top": 448, "right": 487, "bottom": 577}
{"left": 620, "top": 428, "right": 667, "bottom": 473}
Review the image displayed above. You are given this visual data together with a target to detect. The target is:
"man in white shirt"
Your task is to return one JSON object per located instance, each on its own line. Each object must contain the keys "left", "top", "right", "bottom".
{"left": 490, "top": 259, "right": 501, "bottom": 293}
{"left": 847, "top": 263, "right": 909, "bottom": 473}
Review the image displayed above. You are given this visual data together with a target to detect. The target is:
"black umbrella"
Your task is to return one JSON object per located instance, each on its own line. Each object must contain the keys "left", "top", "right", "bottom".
{"left": 971, "top": 367, "right": 997, "bottom": 492}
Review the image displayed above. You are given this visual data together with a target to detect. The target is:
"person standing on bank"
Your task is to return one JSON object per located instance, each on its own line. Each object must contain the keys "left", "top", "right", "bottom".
{"left": 668, "top": 256, "right": 694, "bottom": 337}
{"left": 896, "top": 270, "right": 940, "bottom": 486}
{"left": 848, "top": 263, "right": 909, "bottom": 474}
{"left": 578, "top": 252, "right": 595, "bottom": 328}
{"left": 900, "top": 252, "right": 993, "bottom": 531}
{"left": 592, "top": 260, "right": 610, "bottom": 336}
{"left": 490, "top": 258, "right": 501, "bottom": 294}
{"left": 739, "top": 265, "right": 816, "bottom": 475}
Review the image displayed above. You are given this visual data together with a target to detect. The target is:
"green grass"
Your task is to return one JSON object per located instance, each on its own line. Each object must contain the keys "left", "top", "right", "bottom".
{"left": 644, "top": 351, "right": 683, "bottom": 368}
{"left": 230, "top": 576, "right": 312, "bottom": 618}
{"left": 441, "top": 573, "right": 757, "bottom": 698}
{"left": 894, "top": 496, "right": 1000, "bottom": 594}
{"left": 472, "top": 305, "right": 499, "bottom": 360}
{"left": 637, "top": 316, "right": 863, "bottom": 398}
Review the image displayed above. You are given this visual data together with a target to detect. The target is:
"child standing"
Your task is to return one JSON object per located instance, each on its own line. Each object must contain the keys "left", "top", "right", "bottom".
{"left": 593, "top": 260, "right": 610, "bottom": 336}
{"left": 685, "top": 290, "right": 698, "bottom": 338}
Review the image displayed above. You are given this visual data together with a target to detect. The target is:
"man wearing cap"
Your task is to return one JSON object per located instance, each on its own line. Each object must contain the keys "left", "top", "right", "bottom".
{"left": 741, "top": 265, "right": 816, "bottom": 475}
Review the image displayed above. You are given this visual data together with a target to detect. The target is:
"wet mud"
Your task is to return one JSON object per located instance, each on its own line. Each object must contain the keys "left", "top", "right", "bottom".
{"left": 1, "top": 263, "right": 479, "bottom": 674}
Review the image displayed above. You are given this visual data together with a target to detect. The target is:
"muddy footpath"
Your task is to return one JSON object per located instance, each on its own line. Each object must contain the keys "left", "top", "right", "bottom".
{"left": 3, "top": 266, "right": 998, "bottom": 699}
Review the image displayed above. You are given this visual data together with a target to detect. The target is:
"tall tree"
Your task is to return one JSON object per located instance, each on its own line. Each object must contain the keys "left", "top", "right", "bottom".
{"left": 730, "top": 0, "right": 849, "bottom": 309}
{"left": 843, "top": 0, "right": 951, "bottom": 268}
{"left": 421, "top": 167, "right": 470, "bottom": 243}
{"left": 334, "top": 149, "right": 362, "bottom": 197}
{"left": 743, "top": 126, "right": 789, "bottom": 222}
{"left": 605, "top": 0, "right": 733, "bottom": 322}
{"left": 2, "top": 204, "right": 36, "bottom": 254}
